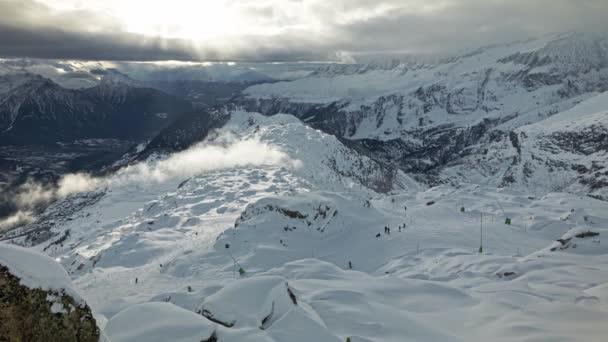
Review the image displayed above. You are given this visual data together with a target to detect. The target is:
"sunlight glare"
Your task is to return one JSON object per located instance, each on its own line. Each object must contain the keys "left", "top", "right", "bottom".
{"left": 116, "top": 0, "right": 240, "bottom": 42}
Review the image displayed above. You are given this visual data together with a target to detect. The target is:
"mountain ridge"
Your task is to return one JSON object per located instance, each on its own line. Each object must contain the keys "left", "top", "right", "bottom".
{"left": 0, "top": 73, "right": 193, "bottom": 145}
{"left": 238, "top": 31, "right": 608, "bottom": 198}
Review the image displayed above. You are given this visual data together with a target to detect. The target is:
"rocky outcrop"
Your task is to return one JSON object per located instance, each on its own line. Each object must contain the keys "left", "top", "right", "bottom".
{"left": 0, "top": 244, "right": 99, "bottom": 341}
{"left": 0, "top": 266, "right": 99, "bottom": 341}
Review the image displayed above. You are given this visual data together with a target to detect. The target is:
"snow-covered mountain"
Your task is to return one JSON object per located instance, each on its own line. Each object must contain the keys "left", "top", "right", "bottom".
{"left": 3, "top": 110, "right": 412, "bottom": 245}
{"left": 442, "top": 91, "right": 608, "bottom": 199}
{"left": 0, "top": 73, "right": 193, "bottom": 144}
{"left": 240, "top": 32, "right": 608, "bottom": 198}
{"left": 0, "top": 59, "right": 277, "bottom": 111}
{"left": 2, "top": 110, "right": 607, "bottom": 341}
{"left": 0, "top": 59, "right": 278, "bottom": 87}
{"left": 2, "top": 32, "right": 608, "bottom": 341}
{"left": 0, "top": 71, "right": 195, "bottom": 223}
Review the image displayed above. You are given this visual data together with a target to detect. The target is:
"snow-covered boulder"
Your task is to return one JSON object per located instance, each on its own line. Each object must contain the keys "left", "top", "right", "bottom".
{"left": 199, "top": 276, "right": 300, "bottom": 329}
{"left": 0, "top": 243, "right": 99, "bottom": 341}
{"left": 104, "top": 302, "right": 217, "bottom": 342}
{"left": 544, "top": 226, "right": 604, "bottom": 254}
{"left": 198, "top": 275, "right": 341, "bottom": 342}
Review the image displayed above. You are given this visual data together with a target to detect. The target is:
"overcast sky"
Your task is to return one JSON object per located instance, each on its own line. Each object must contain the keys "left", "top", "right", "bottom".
{"left": 1, "top": 0, "right": 607, "bottom": 62}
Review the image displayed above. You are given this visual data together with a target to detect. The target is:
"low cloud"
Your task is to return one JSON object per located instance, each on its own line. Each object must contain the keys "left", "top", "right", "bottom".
{"left": 110, "top": 136, "right": 301, "bottom": 185}
{"left": 0, "top": 211, "right": 35, "bottom": 232}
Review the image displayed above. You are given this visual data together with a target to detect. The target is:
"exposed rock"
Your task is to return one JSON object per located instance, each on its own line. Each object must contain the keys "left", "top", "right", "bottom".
{"left": 0, "top": 247, "right": 99, "bottom": 341}
{"left": 496, "top": 271, "right": 516, "bottom": 278}
{"left": 199, "top": 309, "right": 236, "bottom": 328}
{"left": 575, "top": 231, "right": 600, "bottom": 239}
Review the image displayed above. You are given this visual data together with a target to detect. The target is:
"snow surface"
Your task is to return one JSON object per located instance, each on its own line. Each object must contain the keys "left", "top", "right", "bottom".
{"left": 3, "top": 110, "right": 608, "bottom": 341}
{"left": 104, "top": 302, "right": 216, "bottom": 342}
{"left": 522, "top": 91, "right": 608, "bottom": 133}
{"left": 0, "top": 243, "right": 82, "bottom": 303}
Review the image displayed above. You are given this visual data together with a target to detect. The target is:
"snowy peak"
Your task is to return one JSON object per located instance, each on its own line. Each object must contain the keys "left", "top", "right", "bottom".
{"left": 222, "top": 111, "right": 415, "bottom": 193}
{"left": 87, "top": 68, "right": 145, "bottom": 102}
{"left": 311, "top": 56, "right": 432, "bottom": 78}
{"left": 495, "top": 32, "right": 608, "bottom": 75}
{"left": 0, "top": 74, "right": 79, "bottom": 132}
{"left": 0, "top": 72, "right": 43, "bottom": 97}
{"left": 535, "top": 32, "right": 608, "bottom": 71}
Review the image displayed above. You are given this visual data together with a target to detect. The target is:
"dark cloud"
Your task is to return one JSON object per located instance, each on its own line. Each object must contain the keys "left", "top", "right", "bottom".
{"left": 0, "top": 0, "right": 607, "bottom": 62}
{"left": 332, "top": 0, "right": 608, "bottom": 55}
{"left": 0, "top": 25, "right": 202, "bottom": 61}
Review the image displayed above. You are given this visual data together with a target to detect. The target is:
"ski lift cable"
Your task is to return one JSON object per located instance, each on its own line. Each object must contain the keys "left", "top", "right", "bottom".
{"left": 495, "top": 199, "right": 507, "bottom": 217}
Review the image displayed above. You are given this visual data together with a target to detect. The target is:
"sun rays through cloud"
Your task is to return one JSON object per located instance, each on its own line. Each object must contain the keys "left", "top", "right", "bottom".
{"left": 1, "top": 0, "right": 608, "bottom": 62}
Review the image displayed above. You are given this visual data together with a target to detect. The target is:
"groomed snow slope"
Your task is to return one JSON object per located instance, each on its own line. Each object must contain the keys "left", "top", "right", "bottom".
{"left": 89, "top": 185, "right": 608, "bottom": 341}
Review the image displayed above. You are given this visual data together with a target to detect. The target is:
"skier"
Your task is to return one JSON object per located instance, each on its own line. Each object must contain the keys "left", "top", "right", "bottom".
{"left": 399, "top": 225, "right": 401, "bottom": 232}
{"left": 348, "top": 261, "right": 353, "bottom": 269}
{"left": 135, "top": 277, "right": 138, "bottom": 284}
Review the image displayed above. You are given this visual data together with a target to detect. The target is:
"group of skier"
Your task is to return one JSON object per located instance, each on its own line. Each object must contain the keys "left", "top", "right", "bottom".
{"left": 383, "top": 222, "right": 406, "bottom": 235}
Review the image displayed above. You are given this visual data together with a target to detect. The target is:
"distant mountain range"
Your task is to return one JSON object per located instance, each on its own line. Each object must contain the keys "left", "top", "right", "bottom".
{"left": 238, "top": 31, "right": 608, "bottom": 199}
{"left": 0, "top": 73, "right": 193, "bottom": 145}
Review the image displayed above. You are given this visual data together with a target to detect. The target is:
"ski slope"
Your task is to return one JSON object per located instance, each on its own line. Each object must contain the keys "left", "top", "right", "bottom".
{"left": 2, "top": 111, "right": 605, "bottom": 341}
{"left": 79, "top": 182, "right": 608, "bottom": 341}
